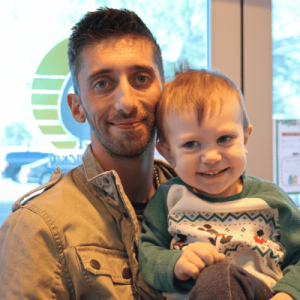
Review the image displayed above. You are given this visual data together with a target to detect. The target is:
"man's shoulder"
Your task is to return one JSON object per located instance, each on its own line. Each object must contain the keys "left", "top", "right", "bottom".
{"left": 12, "top": 166, "right": 84, "bottom": 213}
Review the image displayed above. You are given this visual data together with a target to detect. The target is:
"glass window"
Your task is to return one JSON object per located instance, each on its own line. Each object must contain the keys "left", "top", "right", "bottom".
{"left": 272, "top": 0, "right": 300, "bottom": 206}
{"left": 0, "top": 0, "right": 208, "bottom": 225}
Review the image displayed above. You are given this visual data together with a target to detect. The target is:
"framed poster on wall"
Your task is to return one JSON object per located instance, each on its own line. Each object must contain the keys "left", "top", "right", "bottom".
{"left": 273, "top": 119, "right": 300, "bottom": 194}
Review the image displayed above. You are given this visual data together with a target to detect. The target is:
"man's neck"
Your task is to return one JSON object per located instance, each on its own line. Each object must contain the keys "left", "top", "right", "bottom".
{"left": 91, "top": 138, "right": 156, "bottom": 204}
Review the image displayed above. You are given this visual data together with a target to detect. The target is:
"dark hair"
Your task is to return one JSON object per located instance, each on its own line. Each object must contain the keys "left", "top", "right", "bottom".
{"left": 156, "top": 69, "right": 250, "bottom": 142}
{"left": 68, "top": 7, "right": 164, "bottom": 95}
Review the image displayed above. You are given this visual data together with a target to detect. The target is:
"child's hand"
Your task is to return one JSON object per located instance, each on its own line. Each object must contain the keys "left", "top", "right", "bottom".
{"left": 174, "top": 242, "right": 225, "bottom": 281}
{"left": 270, "top": 292, "right": 294, "bottom": 300}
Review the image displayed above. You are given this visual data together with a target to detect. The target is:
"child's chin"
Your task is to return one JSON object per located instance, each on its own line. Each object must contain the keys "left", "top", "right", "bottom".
{"left": 193, "top": 187, "right": 230, "bottom": 198}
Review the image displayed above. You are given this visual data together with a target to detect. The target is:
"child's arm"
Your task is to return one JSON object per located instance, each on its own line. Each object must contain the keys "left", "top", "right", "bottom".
{"left": 139, "top": 186, "right": 193, "bottom": 293}
{"left": 174, "top": 242, "right": 225, "bottom": 281}
{"left": 257, "top": 179, "right": 300, "bottom": 300}
{"left": 139, "top": 184, "right": 225, "bottom": 293}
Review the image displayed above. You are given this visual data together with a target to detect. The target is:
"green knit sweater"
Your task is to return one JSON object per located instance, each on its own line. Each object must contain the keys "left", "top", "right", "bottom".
{"left": 138, "top": 174, "right": 300, "bottom": 300}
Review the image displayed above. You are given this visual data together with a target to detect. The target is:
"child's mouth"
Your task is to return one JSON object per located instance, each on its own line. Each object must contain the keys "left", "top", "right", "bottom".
{"left": 200, "top": 168, "right": 229, "bottom": 177}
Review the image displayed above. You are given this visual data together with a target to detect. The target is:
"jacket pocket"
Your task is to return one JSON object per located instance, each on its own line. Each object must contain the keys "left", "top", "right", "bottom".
{"left": 75, "top": 246, "right": 132, "bottom": 285}
{"left": 64, "top": 246, "right": 138, "bottom": 299}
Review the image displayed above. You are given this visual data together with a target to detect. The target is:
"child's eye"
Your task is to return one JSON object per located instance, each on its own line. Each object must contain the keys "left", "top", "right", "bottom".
{"left": 217, "top": 135, "right": 232, "bottom": 143}
{"left": 183, "top": 141, "right": 200, "bottom": 148}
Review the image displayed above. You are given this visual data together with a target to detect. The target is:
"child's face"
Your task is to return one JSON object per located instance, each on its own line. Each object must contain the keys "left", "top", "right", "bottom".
{"left": 157, "top": 98, "right": 252, "bottom": 198}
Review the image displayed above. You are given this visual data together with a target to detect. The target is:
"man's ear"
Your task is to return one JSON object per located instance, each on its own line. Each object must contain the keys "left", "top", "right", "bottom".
{"left": 67, "top": 93, "right": 86, "bottom": 123}
{"left": 244, "top": 124, "right": 253, "bottom": 154}
{"left": 156, "top": 141, "right": 176, "bottom": 168}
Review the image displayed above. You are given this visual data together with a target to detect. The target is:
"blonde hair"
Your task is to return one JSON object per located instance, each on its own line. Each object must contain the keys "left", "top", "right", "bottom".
{"left": 156, "top": 69, "right": 249, "bottom": 142}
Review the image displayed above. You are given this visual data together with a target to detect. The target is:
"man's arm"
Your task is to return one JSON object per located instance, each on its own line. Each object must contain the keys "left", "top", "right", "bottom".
{"left": 0, "top": 206, "right": 69, "bottom": 299}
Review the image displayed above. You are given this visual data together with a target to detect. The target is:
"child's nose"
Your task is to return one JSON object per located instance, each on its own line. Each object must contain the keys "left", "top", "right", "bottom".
{"left": 200, "top": 148, "right": 222, "bottom": 164}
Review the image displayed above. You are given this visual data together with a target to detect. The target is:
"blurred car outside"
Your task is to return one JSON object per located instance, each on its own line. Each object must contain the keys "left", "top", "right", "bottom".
{"left": 2, "top": 151, "right": 82, "bottom": 185}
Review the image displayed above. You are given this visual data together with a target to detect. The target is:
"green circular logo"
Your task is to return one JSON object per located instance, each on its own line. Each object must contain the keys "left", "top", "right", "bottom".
{"left": 31, "top": 39, "right": 89, "bottom": 149}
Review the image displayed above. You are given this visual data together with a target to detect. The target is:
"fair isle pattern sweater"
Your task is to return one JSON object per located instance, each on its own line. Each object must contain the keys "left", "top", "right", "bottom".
{"left": 139, "top": 175, "right": 300, "bottom": 300}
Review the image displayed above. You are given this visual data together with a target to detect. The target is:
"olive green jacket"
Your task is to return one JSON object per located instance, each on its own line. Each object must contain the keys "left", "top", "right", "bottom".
{"left": 0, "top": 145, "right": 176, "bottom": 299}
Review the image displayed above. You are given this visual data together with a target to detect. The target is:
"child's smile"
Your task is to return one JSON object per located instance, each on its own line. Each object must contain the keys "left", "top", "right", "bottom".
{"left": 198, "top": 168, "right": 229, "bottom": 177}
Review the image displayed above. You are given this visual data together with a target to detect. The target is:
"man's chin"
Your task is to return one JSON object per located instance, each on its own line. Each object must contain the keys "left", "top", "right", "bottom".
{"left": 106, "top": 144, "right": 151, "bottom": 158}
{"left": 91, "top": 122, "right": 156, "bottom": 158}
{"left": 100, "top": 134, "right": 155, "bottom": 158}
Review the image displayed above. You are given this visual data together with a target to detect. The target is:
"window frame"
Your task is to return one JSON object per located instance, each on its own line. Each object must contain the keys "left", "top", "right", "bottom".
{"left": 210, "top": 0, "right": 273, "bottom": 181}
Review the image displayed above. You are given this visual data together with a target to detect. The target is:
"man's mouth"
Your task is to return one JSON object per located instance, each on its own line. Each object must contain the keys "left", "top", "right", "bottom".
{"left": 109, "top": 119, "right": 146, "bottom": 129}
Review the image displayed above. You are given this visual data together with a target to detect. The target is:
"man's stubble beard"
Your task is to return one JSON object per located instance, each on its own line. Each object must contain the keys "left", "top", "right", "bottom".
{"left": 83, "top": 105, "right": 156, "bottom": 158}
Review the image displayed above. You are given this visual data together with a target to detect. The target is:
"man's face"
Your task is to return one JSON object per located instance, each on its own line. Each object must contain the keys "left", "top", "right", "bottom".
{"left": 71, "top": 36, "right": 163, "bottom": 157}
{"left": 159, "top": 98, "right": 252, "bottom": 198}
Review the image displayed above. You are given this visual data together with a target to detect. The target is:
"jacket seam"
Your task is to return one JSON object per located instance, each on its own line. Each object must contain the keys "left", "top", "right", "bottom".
{"left": 24, "top": 204, "right": 76, "bottom": 299}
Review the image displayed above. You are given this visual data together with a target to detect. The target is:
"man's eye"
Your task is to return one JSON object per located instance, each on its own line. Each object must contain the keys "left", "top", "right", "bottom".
{"left": 137, "top": 75, "right": 148, "bottom": 84}
{"left": 218, "top": 135, "right": 232, "bottom": 143}
{"left": 183, "top": 141, "right": 200, "bottom": 148}
{"left": 95, "top": 80, "right": 108, "bottom": 89}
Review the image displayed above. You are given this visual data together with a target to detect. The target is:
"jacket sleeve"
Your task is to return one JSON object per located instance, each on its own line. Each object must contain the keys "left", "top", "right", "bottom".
{"left": 138, "top": 185, "right": 194, "bottom": 294}
{"left": 0, "top": 205, "right": 69, "bottom": 299}
{"left": 270, "top": 189, "right": 300, "bottom": 300}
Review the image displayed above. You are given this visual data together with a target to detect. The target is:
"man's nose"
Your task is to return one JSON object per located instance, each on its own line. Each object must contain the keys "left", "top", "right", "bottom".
{"left": 200, "top": 148, "right": 222, "bottom": 164}
{"left": 115, "top": 78, "right": 138, "bottom": 115}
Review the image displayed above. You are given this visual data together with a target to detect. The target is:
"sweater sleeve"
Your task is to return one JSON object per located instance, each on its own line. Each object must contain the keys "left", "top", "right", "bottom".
{"left": 271, "top": 191, "right": 300, "bottom": 299}
{"left": 250, "top": 176, "right": 300, "bottom": 299}
{"left": 138, "top": 184, "right": 194, "bottom": 294}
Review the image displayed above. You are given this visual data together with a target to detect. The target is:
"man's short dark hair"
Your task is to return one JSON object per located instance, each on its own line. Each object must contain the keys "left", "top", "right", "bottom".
{"left": 68, "top": 7, "right": 164, "bottom": 95}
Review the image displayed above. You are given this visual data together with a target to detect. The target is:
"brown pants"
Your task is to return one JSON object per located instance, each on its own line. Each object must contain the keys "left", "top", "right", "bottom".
{"left": 189, "top": 264, "right": 274, "bottom": 300}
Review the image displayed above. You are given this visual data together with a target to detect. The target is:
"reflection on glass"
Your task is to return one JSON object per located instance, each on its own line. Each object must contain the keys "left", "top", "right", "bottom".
{"left": 272, "top": 0, "right": 300, "bottom": 204}
{"left": 0, "top": 0, "right": 208, "bottom": 225}
{"left": 272, "top": 0, "right": 300, "bottom": 119}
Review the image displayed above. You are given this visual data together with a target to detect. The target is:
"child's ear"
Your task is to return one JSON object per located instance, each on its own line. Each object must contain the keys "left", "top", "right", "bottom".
{"left": 244, "top": 124, "right": 253, "bottom": 154}
{"left": 156, "top": 142, "right": 176, "bottom": 168}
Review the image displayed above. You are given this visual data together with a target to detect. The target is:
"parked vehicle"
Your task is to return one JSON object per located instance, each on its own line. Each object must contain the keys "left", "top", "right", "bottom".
{"left": 2, "top": 162, "right": 21, "bottom": 182}
{"left": 2, "top": 152, "right": 49, "bottom": 182}
{"left": 2, "top": 151, "right": 82, "bottom": 185}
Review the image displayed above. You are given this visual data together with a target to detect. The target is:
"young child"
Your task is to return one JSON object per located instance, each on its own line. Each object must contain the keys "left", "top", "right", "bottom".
{"left": 138, "top": 69, "right": 300, "bottom": 300}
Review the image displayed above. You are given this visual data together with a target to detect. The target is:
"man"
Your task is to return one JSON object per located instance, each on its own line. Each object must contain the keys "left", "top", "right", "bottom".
{"left": 0, "top": 8, "right": 176, "bottom": 300}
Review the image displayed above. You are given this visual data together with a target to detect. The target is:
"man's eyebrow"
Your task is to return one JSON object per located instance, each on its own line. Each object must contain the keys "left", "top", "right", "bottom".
{"left": 128, "top": 65, "right": 155, "bottom": 73}
{"left": 87, "top": 64, "right": 156, "bottom": 83}
{"left": 87, "top": 69, "right": 113, "bottom": 83}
